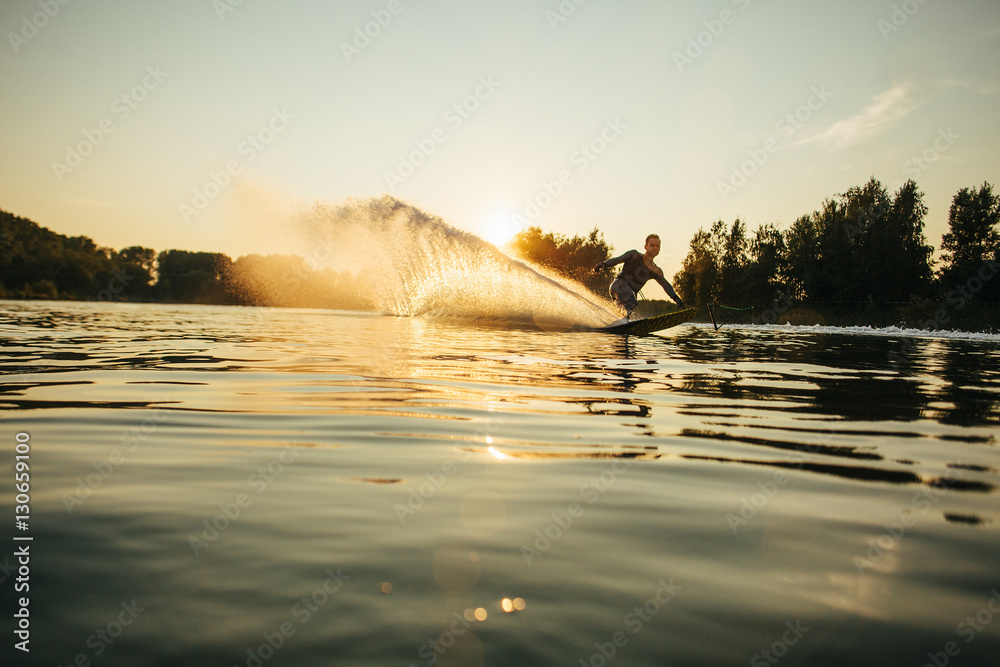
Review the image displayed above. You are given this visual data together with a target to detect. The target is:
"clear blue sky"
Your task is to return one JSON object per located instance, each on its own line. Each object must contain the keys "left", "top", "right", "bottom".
{"left": 2, "top": 0, "right": 998, "bottom": 286}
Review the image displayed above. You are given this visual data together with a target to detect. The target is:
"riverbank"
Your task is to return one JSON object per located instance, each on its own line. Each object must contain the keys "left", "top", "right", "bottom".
{"left": 636, "top": 300, "right": 1000, "bottom": 335}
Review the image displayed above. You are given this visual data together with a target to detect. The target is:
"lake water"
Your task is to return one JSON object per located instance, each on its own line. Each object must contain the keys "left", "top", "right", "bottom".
{"left": 2, "top": 300, "right": 999, "bottom": 667}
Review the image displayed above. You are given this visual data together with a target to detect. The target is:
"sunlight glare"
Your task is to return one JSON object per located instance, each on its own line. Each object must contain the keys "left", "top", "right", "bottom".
{"left": 482, "top": 212, "right": 519, "bottom": 248}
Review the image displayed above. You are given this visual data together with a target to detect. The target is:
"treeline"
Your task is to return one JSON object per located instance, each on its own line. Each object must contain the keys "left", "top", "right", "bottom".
{"left": 0, "top": 210, "right": 155, "bottom": 301}
{"left": 504, "top": 226, "right": 613, "bottom": 295}
{"left": 671, "top": 179, "right": 1000, "bottom": 328}
{"left": 0, "top": 210, "right": 368, "bottom": 309}
{"left": 5, "top": 178, "right": 999, "bottom": 331}
{"left": 503, "top": 179, "right": 1000, "bottom": 330}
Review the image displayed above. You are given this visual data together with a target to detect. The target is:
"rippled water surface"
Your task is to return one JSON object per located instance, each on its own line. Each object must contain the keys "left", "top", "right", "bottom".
{"left": 2, "top": 300, "right": 999, "bottom": 666}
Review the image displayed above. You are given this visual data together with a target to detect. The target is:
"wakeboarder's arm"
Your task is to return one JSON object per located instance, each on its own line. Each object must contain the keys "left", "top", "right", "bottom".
{"left": 594, "top": 249, "right": 638, "bottom": 272}
{"left": 653, "top": 273, "right": 684, "bottom": 307}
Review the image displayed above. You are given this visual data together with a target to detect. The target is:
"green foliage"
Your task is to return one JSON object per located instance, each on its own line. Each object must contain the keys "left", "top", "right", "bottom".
{"left": 674, "top": 227, "right": 716, "bottom": 308}
{"left": 675, "top": 177, "right": 939, "bottom": 312}
{"left": 777, "top": 178, "right": 935, "bottom": 304}
{"left": 114, "top": 246, "right": 157, "bottom": 299}
{"left": 153, "top": 250, "right": 233, "bottom": 304}
{"left": 0, "top": 209, "right": 158, "bottom": 301}
{"left": 4, "top": 177, "right": 997, "bottom": 327}
{"left": 26, "top": 279, "right": 58, "bottom": 299}
{"left": 939, "top": 182, "right": 1000, "bottom": 303}
{"left": 674, "top": 218, "right": 774, "bottom": 309}
{"left": 718, "top": 218, "right": 748, "bottom": 305}
{"left": 833, "top": 178, "right": 934, "bottom": 303}
{"left": 0, "top": 207, "right": 375, "bottom": 309}
{"left": 505, "top": 226, "right": 613, "bottom": 294}
{"left": 746, "top": 222, "right": 787, "bottom": 304}
{"left": 783, "top": 214, "right": 820, "bottom": 302}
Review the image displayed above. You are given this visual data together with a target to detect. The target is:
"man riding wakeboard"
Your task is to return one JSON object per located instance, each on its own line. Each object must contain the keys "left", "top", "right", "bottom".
{"left": 594, "top": 234, "right": 684, "bottom": 319}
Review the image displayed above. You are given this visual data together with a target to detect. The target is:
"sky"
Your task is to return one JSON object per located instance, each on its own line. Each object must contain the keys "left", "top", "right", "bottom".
{"left": 1, "top": 0, "right": 998, "bottom": 291}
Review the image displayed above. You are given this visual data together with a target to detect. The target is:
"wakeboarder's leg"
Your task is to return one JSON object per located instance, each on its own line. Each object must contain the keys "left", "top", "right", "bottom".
{"left": 609, "top": 278, "right": 638, "bottom": 319}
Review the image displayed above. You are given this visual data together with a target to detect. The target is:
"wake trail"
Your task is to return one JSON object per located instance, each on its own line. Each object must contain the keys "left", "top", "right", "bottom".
{"left": 292, "top": 195, "right": 617, "bottom": 329}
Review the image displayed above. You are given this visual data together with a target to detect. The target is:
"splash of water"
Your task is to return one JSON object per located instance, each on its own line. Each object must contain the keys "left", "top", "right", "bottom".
{"left": 295, "top": 195, "right": 616, "bottom": 329}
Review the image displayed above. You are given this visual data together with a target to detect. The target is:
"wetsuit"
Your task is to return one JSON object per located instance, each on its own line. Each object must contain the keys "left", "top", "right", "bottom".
{"left": 598, "top": 249, "right": 683, "bottom": 313}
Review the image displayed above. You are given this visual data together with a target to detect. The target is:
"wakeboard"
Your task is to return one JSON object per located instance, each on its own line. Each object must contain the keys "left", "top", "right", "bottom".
{"left": 594, "top": 307, "right": 698, "bottom": 335}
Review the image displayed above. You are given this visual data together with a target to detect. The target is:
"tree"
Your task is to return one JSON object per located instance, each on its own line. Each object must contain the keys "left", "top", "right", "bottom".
{"left": 745, "top": 222, "right": 788, "bottom": 305}
{"left": 839, "top": 178, "right": 892, "bottom": 300}
{"left": 829, "top": 178, "right": 933, "bottom": 303}
{"left": 781, "top": 178, "right": 933, "bottom": 304}
{"left": 878, "top": 180, "right": 933, "bottom": 301}
{"left": 673, "top": 227, "right": 718, "bottom": 309}
{"left": 939, "top": 182, "right": 1000, "bottom": 303}
{"left": 673, "top": 219, "right": 755, "bottom": 309}
{"left": 113, "top": 246, "right": 157, "bottom": 299}
{"left": 718, "top": 218, "right": 749, "bottom": 306}
{"left": 154, "top": 250, "right": 233, "bottom": 304}
{"left": 784, "top": 214, "right": 820, "bottom": 301}
{"left": 505, "top": 226, "right": 613, "bottom": 294}
{"left": 0, "top": 209, "right": 123, "bottom": 299}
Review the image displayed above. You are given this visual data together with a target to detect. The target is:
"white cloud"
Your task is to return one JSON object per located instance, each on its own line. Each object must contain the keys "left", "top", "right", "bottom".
{"left": 936, "top": 77, "right": 1000, "bottom": 97}
{"left": 976, "top": 81, "right": 1000, "bottom": 96}
{"left": 793, "top": 83, "right": 925, "bottom": 148}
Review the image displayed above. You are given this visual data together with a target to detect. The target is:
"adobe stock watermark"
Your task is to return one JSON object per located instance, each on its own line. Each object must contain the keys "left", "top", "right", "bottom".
{"left": 394, "top": 412, "right": 499, "bottom": 523}
{"left": 751, "top": 288, "right": 794, "bottom": 325}
{"left": 877, "top": 0, "right": 932, "bottom": 40}
{"left": 750, "top": 620, "right": 810, "bottom": 666}
{"left": 57, "top": 600, "right": 146, "bottom": 667}
{"left": 8, "top": 0, "right": 73, "bottom": 54}
{"left": 887, "top": 258, "right": 997, "bottom": 369}
{"left": 853, "top": 466, "right": 970, "bottom": 574}
{"left": 189, "top": 444, "right": 302, "bottom": 555}
{"left": 340, "top": 0, "right": 415, "bottom": 62}
{"left": 52, "top": 66, "right": 169, "bottom": 182}
{"left": 845, "top": 127, "right": 959, "bottom": 244}
{"left": 213, "top": 0, "right": 247, "bottom": 21}
{"left": 920, "top": 589, "right": 1000, "bottom": 667}
{"left": 545, "top": 0, "right": 591, "bottom": 31}
{"left": 509, "top": 117, "right": 627, "bottom": 232}
{"left": 235, "top": 568, "right": 350, "bottom": 667}
{"left": 521, "top": 456, "right": 633, "bottom": 566}
{"left": 383, "top": 75, "right": 501, "bottom": 190}
{"left": 0, "top": 556, "right": 16, "bottom": 586}
{"left": 96, "top": 267, "right": 136, "bottom": 301}
{"left": 235, "top": 234, "right": 346, "bottom": 326}
{"left": 890, "top": 127, "right": 959, "bottom": 190}
{"left": 393, "top": 458, "right": 459, "bottom": 524}
{"left": 410, "top": 603, "right": 491, "bottom": 667}
{"left": 179, "top": 106, "right": 295, "bottom": 223}
{"left": 62, "top": 407, "right": 171, "bottom": 513}
{"left": 724, "top": 441, "right": 828, "bottom": 534}
{"left": 944, "top": 258, "right": 998, "bottom": 312}
{"left": 717, "top": 84, "right": 832, "bottom": 202}
{"left": 725, "top": 467, "right": 791, "bottom": 534}
{"left": 673, "top": 0, "right": 753, "bottom": 73}
{"left": 843, "top": 197, "right": 889, "bottom": 242}
{"left": 578, "top": 578, "right": 682, "bottom": 667}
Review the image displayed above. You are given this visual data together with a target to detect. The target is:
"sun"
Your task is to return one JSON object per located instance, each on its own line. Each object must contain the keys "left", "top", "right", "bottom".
{"left": 482, "top": 212, "right": 519, "bottom": 249}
